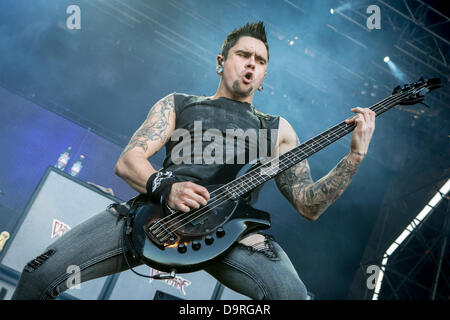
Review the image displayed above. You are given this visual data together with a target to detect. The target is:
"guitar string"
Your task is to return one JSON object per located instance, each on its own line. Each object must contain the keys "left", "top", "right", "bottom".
{"left": 152, "top": 86, "right": 422, "bottom": 241}
{"left": 152, "top": 87, "right": 418, "bottom": 241}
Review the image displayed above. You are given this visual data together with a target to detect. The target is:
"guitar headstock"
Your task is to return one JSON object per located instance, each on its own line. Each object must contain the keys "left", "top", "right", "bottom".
{"left": 393, "top": 77, "right": 441, "bottom": 106}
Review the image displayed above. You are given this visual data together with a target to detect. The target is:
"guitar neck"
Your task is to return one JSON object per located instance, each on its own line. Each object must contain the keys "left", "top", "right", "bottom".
{"left": 223, "top": 91, "right": 406, "bottom": 199}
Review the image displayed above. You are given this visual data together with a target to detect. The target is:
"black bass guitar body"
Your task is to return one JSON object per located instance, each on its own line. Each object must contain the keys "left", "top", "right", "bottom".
{"left": 131, "top": 183, "right": 271, "bottom": 274}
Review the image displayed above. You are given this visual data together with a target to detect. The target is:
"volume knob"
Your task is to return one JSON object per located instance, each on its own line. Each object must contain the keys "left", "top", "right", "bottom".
{"left": 205, "top": 235, "right": 214, "bottom": 245}
{"left": 216, "top": 227, "right": 225, "bottom": 238}
{"left": 177, "top": 243, "right": 187, "bottom": 253}
{"left": 192, "top": 240, "right": 201, "bottom": 251}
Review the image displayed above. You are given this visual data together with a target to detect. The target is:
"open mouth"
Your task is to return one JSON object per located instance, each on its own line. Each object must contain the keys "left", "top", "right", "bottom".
{"left": 243, "top": 71, "right": 254, "bottom": 84}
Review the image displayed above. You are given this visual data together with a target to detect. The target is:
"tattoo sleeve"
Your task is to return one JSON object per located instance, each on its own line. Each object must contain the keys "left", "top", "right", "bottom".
{"left": 119, "top": 93, "right": 175, "bottom": 159}
{"left": 275, "top": 136, "right": 361, "bottom": 220}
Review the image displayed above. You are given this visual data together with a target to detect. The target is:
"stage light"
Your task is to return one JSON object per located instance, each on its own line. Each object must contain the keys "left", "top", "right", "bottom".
{"left": 429, "top": 193, "right": 442, "bottom": 207}
{"left": 330, "top": 8, "right": 334, "bottom": 14}
{"left": 441, "top": 178, "right": 450, "bottom": 195}
{"left": 385, "top": 58, "right": 408, "bottom": 82}
{"left": 289, "top": 40, "right": 294, "bottom": 46}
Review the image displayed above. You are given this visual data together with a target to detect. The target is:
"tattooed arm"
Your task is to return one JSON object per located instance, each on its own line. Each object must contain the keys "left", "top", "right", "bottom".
{"left": 275, "top": 109, "right": 375, "bottom": 221}
{"left": 114, "top": 93, "right": 176, "bottom": 194}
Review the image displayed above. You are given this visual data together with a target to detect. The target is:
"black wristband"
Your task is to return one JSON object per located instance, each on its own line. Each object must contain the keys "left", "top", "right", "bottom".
{"left": 146, "top": 171, "right": 178, "bottom": 205}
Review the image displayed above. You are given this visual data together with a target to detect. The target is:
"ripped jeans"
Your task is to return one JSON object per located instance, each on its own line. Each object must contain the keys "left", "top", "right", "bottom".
{"left": 11, "top": 206, "right": 308, "bottom": 300}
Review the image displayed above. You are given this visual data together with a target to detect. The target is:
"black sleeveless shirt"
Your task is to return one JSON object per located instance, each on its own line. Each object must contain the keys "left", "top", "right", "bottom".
{"left": 162, "top": 93, "right": 280, "bottom": 188}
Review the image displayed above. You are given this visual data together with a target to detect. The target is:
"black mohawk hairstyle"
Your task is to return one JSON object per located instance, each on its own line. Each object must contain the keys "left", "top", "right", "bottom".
{"left": 220, "top": 21, "right": 269, "bottom": 62}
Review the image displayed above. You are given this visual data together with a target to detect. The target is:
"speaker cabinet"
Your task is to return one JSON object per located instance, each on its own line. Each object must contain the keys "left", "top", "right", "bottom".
{"left": 0, "top": 166, "right": 257, "bottom": 300}
{"left": 0, "top": 166, "right": 123, "bottom": 299}
{"left": 153, "top": 290, "right": 183, "bottom": 300}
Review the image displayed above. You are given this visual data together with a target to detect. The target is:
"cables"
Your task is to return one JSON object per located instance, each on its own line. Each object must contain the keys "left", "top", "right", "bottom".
{"left": 120, "top": 204, "right": 176, "bottom": 280}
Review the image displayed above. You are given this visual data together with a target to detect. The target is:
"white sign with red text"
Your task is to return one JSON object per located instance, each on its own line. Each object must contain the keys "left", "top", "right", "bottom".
{"left": 51, "top": 218, "right": 71, "bottom": 239}
{"left": 149, "top": 268, "right": 192, "bottom": 296}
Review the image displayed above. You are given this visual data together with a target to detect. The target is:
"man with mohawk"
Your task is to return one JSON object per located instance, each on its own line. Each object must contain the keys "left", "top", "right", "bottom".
{"left": 13, "top": 22, "right": 375, "bottom": 300}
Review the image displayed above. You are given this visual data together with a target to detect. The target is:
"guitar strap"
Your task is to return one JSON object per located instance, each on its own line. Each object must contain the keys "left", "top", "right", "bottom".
{"left": 108, "top": 201, "right": 140, "bottom": 261}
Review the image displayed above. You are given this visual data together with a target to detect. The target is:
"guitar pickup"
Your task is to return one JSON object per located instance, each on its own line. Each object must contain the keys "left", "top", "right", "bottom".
{"left": 144, "top": 221, "right": 177, "bottom": 247}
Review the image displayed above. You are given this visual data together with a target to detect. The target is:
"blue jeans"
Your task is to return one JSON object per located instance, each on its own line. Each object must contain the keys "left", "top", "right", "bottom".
{"left": 11, "top": 206, "right": 308, "bottom": 300}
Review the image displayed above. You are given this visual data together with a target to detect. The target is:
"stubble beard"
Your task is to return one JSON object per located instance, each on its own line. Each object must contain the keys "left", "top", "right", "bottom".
{"left": 231, "top": 80, "right": 253, "bottom": 98}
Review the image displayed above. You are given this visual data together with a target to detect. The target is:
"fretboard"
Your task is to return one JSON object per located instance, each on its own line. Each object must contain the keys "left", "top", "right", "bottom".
{"left": 222, "top": 90, "right": 407, "bottom": 200}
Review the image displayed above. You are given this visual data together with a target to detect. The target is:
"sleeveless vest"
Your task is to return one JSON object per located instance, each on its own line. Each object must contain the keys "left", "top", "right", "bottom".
{"left": 162, "top": 93, "right": 280, "bottom": 191}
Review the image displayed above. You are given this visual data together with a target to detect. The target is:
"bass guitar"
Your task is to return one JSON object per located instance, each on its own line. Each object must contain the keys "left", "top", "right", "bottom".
{"left": 130, "top": 77, "right": 441, "bottom": 274}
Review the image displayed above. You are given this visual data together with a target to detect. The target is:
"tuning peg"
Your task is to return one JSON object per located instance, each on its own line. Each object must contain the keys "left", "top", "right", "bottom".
{"left": 428, "top": 78, "right": 441, "bottom": 88}
{"left": 393, "top": 85, "right": 401, "bottom": 94}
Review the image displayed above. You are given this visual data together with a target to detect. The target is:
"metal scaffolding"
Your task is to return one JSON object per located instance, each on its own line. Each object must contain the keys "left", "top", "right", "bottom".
{"left": 360, "top": 197, "right": 450, "bottom": 299}
{"left": 377, "top": 0, "right": 450, "bottom": 109}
